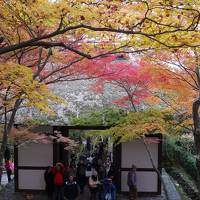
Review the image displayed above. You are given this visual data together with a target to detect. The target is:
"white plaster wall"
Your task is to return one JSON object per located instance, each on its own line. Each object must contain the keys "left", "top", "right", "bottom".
{"left": 18, "top": 169, "right": 46, "bottom": 190}
{"left": 121, "top": 139, "right": 158, "bottom": 168}
{"left": 121, "top": 171, "right": 158, "bottom": 192}
{"left": 18, "top": 143, "right": 53, "bottom": 167}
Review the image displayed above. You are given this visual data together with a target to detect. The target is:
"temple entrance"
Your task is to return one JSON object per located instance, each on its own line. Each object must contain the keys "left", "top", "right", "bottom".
{"left": 14, "top": 125, "right": 162, "bottom": 195}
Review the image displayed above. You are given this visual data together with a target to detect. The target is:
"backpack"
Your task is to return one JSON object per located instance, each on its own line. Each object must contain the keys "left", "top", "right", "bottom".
{"left": 54, "top": 171, "right": 64, "bottom": 186}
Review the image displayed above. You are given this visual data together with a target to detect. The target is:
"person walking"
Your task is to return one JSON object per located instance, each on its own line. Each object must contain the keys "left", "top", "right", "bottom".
{"left": 107, "top": 164, "right": 116, "bottom": 185}
{"left": 89, "top": 170, "right": 100, "bottom": 200}
{"left": 105, "top": 157, "right": 111, "bottom": 176}
{"left": 101, "top": 178, "right": 116, "bottom": 200}
{"left": 86, "top": 160, "right": 92, "bottom": 180}
{"left": 64, "top": 175, "right": 79, "bottom": 200}
{"left": 68, "top": 163, "right": 76, "bottom": 177}
{"left": 127, "top": 164, "right": 137, "bottom": 200}
{"left": 92, "top": 154, "right": 98, "bottom": 172}
{"left": 5, "top": 160, "right": 12, "bottom": 182}
{"left": 76, "top": 159, "right": 86, "bottom": 194}
{"left": 44, "top": 166, "right": 54, "bottom": 199}
{"left": 98, "top": 163, "right": 106, "bottom": 181}
{"left": 52, "top": 162, "right": 65, "bottom": 200}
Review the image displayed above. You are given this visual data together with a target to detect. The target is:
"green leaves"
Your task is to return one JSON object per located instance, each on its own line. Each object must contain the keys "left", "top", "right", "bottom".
{"left": 71, "top": 108, "right": 175, "bottom": 144}
{"left": 70, "top": 107, "right": 126, "bottom": 126}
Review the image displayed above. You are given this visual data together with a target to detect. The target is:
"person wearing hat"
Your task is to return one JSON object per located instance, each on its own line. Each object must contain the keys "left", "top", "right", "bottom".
{"left": 127, "top": 164, "right": 137, "bottom": 200}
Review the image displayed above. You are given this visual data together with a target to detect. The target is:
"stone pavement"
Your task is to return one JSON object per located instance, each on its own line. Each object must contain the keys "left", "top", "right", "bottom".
{"left": 1, "top": 173, "right": 14, "bottom": 186}
{"left": 0, "top": 181, "right": 166, "bottom": 200}
{"left": 162, "top": 169, "right": 181, "bottom": 200}
{"left": 0, "top": 169, "right": 182, "bottom": 200}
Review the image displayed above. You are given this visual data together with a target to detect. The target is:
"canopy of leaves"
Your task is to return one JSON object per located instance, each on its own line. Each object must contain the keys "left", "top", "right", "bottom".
{"left": 1, "top": 0, "right": 199, "bottom": 145}
{"left": 1, "top": 0, "right": 200, "bottom": 59}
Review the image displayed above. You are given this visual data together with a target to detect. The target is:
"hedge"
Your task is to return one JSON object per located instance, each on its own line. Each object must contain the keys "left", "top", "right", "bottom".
{"left": 163, "top": 136, "right": 198, "bottom": 183}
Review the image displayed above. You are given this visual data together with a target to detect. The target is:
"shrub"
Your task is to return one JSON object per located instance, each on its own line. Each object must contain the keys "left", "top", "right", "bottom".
{"left": 163, "top": 136, "right": 198, "bottom": 183}
{"left": 166, "top": 167, "right": 199, "bottom": 200}
{"left": 175, "top": 138, "right": 195, "bottom": 155}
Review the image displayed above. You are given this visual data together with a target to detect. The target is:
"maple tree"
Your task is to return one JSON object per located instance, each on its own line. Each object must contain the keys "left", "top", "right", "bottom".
{"left": 0, "top": 61, "right": 64, "bottom": 183}
{"left": 0, "top": 43, "right": 137, "bottom": 185}
{"left": 84, "top": 55, "right": 173, "bottom": 195}
{"left": 88, "top": 55, "right": 152, "bottom": 111}
{"left": 0, "top": 46, "right": 127, "bottom": 185}
{"left": 142, "top": 48, "right": 200, "bottom": 190}
{"left": 0, "top": 49, "right": 92, "bottom": 184}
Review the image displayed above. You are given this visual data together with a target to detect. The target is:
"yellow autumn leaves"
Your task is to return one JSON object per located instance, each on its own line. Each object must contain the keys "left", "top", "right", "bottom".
{"left": 0, "top": 62, "right": 62, "bottom": 114}
{"left": 1, "top": 0, "right": 200, "bottom": 54}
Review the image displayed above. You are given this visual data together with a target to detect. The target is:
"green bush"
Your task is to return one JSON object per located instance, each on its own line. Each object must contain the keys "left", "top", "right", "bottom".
{"left": 163, "top": 136, "right": 198, "bottom": 183}
{"left": 175, "top": 138, "right": 195, "bottom": 155}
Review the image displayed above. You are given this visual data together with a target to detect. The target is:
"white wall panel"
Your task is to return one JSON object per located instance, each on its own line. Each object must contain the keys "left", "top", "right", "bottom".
{"left": 18, "top": 143, "right": 53, "bottom": 166}
{"left": 121, "top": 139, "right": 158, "bottom": 168}
{"left": 121, "top": 171, "right": 158, "bottom": 192}
{"left": 18, "top": 169, "right": 46, "bottom": 190}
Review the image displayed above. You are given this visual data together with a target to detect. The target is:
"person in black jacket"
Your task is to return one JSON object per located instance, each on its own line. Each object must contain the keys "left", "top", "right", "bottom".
{"left": 76, "top": 159, "right": 86, "bottom": 194}
{"left": 44, "top": 166, "right": 54, "bottom": 199}
{"left": 64, "top": 175, "right": 79, "bottom": 200}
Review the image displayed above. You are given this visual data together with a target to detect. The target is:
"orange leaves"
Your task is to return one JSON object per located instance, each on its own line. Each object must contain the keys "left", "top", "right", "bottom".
{"left": 143, "top": 48, "right": 198, "bottom": 116}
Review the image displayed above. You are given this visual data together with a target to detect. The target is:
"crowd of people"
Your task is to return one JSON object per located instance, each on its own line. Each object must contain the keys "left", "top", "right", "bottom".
{"left": 44, "top": 153, "right": 117, "bottom": 200}
{"left": 3, "top": 143, "right": 138, "bottom": 200}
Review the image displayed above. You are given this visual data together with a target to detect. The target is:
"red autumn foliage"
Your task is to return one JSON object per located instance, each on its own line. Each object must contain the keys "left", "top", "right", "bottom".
{"left": 86, "top": 55, "right": 153, "bottom": 109}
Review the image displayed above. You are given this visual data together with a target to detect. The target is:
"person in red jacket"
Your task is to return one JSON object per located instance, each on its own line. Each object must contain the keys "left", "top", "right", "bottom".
{"left": 52, "top": 162, "right": 65, "bottom": 200}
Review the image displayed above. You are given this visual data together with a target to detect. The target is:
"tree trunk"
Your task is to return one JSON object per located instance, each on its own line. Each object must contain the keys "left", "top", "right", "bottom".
{"left": 0, "top": 99, "right": 22, "bottom": 184}
{"left": 128, "top": 100, "right": 167, "bottom": 197}
{"left": 192, "top": 98, "right": 200, "bottom": 197}
{"left": 0, "top": 118, "right": 8, "bottom": 184}
{"left": 142, "top": 138, "right": 169, "bottom": 200}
